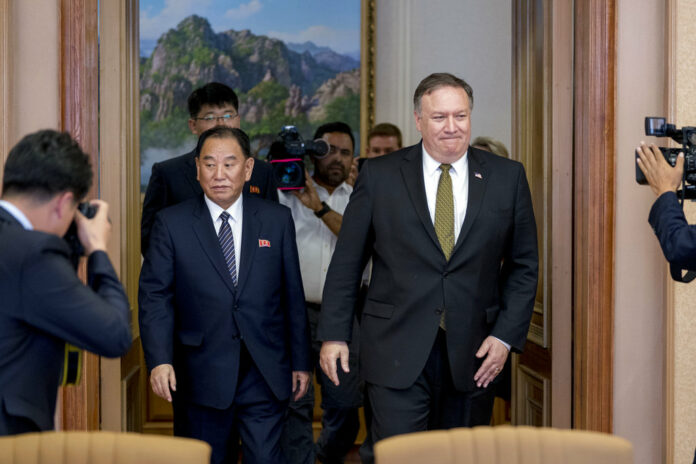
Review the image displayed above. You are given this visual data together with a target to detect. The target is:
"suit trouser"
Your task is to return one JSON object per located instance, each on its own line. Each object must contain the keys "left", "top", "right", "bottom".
{"left": 360, "top": 328, "right": 496, "bottom": 464}
{"left": 173, "top": 343, "right": 288, "bottom": 464}
{"left": 282, "top": 303, "right": 362, "bottom": 464}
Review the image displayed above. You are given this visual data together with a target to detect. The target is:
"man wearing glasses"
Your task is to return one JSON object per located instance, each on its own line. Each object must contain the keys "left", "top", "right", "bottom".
{"left": 141, "top": 82, "right": 278, "bottom": 255}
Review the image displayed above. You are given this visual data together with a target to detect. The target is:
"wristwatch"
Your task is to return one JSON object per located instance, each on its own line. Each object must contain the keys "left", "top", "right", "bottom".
{"left": 314, "top": 201, "right": 332, "bottom": 218}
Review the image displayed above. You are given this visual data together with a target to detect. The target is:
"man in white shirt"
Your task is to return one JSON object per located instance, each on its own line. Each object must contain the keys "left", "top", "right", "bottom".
{"left": 279, "top": 122, "right": 362, "bottom": 464}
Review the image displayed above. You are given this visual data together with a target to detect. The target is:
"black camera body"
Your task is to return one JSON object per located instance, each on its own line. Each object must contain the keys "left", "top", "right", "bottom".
{"left": 636, "top": 117, "right": 696, "bottom": 195}
{"left": 269, "top": 126, "right": 329, "bottom": 190}
{"left": 64, "top": 202, "right": 98, "bottom": 269}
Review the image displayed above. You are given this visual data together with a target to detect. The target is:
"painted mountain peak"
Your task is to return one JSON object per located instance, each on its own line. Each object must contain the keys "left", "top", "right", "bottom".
{"left": 140, "top": 15, "right": 360, "bottom": 155}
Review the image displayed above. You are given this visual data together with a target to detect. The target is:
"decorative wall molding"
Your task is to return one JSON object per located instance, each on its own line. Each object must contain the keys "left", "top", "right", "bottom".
{"left": 573, "top": 0, "right": 616, "bottom": 433}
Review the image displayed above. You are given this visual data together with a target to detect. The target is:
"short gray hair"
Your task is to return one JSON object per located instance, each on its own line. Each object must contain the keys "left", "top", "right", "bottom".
{"left": 413, "top": 73, "right": 474, "bottom": 115}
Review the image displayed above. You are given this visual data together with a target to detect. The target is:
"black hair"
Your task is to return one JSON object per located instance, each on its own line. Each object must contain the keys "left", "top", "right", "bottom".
{"left": 2, "top": 129, "right": 92, "bottom": 202}
{"left": 195, "top": 127, "right": 251, "bottom": 159}
{"left": 188, "top": 82, "right": 240, "bottom": 117}
{"left": 313, "top": 121, "right": 355, "bottom": 153}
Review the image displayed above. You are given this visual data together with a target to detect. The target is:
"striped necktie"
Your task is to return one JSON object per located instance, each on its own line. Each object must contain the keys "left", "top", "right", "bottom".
{"left": 218, "top": 211, "right": 237, "bottom": 286}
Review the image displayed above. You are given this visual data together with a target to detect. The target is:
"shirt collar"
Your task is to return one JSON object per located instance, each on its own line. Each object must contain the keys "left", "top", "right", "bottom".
{"left": 313, "top": 179, "right": 352, "bottom": 196}
{"left": 204, "top": 193, "right": 243, "bottom": 223}
{"left": 422, "top": 146, "right": 468, "bottom": 176}
{"left": 0, "top": 200, "right": 33, "bottom": 230}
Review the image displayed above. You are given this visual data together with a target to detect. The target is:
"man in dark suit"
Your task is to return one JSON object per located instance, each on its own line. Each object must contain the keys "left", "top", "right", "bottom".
{"left": 0, "top": 129, "right": 131, "bottom": 435}
{"left": 636, "top": 141, "right": 696, "bottom": 270}
{"left": 318, "top": 73, "right": 538, "bottom": 461}
{"left": 139, "top": 127, "right": 310, "bottom": 464}
{"left": 141, "top": 82, "right": 278, "bottom": 255}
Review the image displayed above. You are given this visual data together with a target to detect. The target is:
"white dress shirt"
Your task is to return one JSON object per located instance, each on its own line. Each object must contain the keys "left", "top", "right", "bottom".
{"left": 0, "top": 200, "right": 33, "bottom": 230}
{"left": 279, "top": 181, "right": 353, "bottom": 303}
{"left": 204, "top": 194, "right": 243, "bottom": 283}
{"left": 421, "top": 147, "right": 510, "bottom": 351}
{"left": 422, "top": 147, "right": 469, "bottom": 241}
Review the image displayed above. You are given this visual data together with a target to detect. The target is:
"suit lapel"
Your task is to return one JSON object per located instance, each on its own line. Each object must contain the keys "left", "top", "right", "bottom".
{"left": 400, "top": 144, "right": 442, "bottom": 251}
{"left": 191, "top": 197, "right": 237, "bottom": 296}
{"left": 184, "top": 151, "right": 204, "bottom": 197}
{"left": 236, "top": 197, "right": 259, "bottom": 294}
{"left": 452, "top": 147, "right": 488, "bottom": 256}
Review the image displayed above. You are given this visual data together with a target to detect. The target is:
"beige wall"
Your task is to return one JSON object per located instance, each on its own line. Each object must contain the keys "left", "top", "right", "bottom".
{"left": 374, "top": 0, "right": 511, "bottom": 150}
{"left": 671, "top": 1, "right": 696, "bottom": 462}
{"left": 614, "top": 1, "right": 667, "bottom": 462}
{"left": 3, "top": 0, "right": 61, "bottom": 146}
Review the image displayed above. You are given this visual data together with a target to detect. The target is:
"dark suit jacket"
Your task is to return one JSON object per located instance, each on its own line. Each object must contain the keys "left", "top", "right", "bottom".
{"left": 0, "top": 206, "right": 131, "bottom": 435}
{"left": 141, "top": 151, "right": 278, "bottom": 254}
{"left": 317, "top": 144, "right": 538, "bottom": 392}
{"left": 649, "top": 191, "right": 696, "bottom": 270}
{"left": 138, "top": 195, "right": 310, "bottom": 409}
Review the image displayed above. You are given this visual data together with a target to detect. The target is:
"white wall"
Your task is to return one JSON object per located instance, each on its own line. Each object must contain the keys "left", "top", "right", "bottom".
{"left": 374, "top": 0, "right": 511, "bottom": 150}
{"left": 614, "top": 1, "right": 667, "bottom": 462}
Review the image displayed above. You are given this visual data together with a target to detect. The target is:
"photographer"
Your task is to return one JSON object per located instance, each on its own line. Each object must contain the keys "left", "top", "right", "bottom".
{"left": 636, "top": 141, "right": 696, "bottom": 269}
{"left": 0, "top": 130, "right": 131, "bottom": 435}
{"left": 278, "top": 122, "right": 362, "bottom": 464}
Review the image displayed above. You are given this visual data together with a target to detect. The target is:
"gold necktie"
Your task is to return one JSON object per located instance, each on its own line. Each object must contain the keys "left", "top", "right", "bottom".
{"left": 434, "top": 164, "right": 454, "bottom": 329}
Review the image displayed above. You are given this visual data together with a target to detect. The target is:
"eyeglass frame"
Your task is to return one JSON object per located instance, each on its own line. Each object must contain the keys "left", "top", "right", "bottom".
{"left": 193, "top": 113, "right": 239, "bottom": 123}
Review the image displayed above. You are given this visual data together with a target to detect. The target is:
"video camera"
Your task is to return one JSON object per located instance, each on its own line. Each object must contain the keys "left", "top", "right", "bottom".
{"left": 63, "top": 202, "right": 98, "bottom": 269}
{"left": 269, "top": 125, "right": 329, "bottom": 190}
{"left": 636, "top": 117, "right": 696, "bottom": 199}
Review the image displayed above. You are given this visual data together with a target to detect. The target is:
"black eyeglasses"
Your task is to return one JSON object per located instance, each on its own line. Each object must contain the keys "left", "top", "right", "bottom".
{"left": 194, "top": 113, "right": 239, "bottom": 122}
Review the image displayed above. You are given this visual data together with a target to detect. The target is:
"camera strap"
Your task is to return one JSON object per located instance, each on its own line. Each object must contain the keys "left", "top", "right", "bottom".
{"left": 669, "top": 263, "right": 696, "bottom": 283}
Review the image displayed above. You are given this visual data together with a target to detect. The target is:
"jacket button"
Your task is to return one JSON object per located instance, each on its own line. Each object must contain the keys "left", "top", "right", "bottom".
{"left": 442, "top": 271, "right": 449, "bottom": 277}
{"left": 435, "top": 308, "right": 443, "bottom": 315}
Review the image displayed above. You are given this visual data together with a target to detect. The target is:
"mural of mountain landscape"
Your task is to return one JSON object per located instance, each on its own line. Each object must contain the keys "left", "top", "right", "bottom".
{"left": 140, "top": 15, "right": 360, "bottom": 188}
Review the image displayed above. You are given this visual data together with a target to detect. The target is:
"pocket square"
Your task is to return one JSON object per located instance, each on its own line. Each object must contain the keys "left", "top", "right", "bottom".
{"left": 259, "top": 239, "right": 271, "bottom": 247}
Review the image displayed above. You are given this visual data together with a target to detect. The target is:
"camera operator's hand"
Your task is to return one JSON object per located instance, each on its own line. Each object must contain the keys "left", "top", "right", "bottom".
{"left": 75, "top": 199, "right": 110, "bottom": 255}
{"left": 292, "top": 169, "right": 323, "bottom": 212}
{"left": 346, "top": 157, "right": 359, "bottom": 187}
{"left": 636, "top": 142, "right": 684, "bottom": 196}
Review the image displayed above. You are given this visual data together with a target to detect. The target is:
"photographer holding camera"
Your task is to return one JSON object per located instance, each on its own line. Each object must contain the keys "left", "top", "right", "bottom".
{"left": 277, "top": 121, "right": 363, "bottom": 464}
{"left": 636, "top": 140, "right": 696, "bottom": 272}
{"left": 0, "top": 129, "right": 131, "bottom": 435}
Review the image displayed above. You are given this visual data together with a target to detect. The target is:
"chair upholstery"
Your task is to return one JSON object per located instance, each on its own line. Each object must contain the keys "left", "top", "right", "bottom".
{"left": 0, "top": 431, "right": 211, "bottom": 464}
{"left": 374, "top": 425, "right": 633, "bottom": 464}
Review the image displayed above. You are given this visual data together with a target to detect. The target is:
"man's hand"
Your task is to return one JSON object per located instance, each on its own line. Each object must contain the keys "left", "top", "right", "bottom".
{"left": 292, "top": 371, "right": 311, "bottom": 401}
{"left": 292, "top": 170, "right": 323, "bottom": 212}
{"left": 150, "top": 363, "right": 177, "bottom": 402}
{"left": 75, "top": 199, "right": 110, "bottom": 255}
{"left": 319, "top": 341, "right": 349, "bottom": 386}
{"left": 346, "top": 158, "right": 359, "bottom": 187}
{"left": 636, "top": 141, "right": 684, "bottom": 196}
{"left": 473, "top": 336, "right": 509, "bottom": 389}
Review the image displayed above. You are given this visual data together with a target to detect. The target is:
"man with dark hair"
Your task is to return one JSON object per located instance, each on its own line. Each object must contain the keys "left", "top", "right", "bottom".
{"left": 366, "top": 123, "right": 403, "bottom": 159}
{"left": 279, "top": 121, "right": 362, "bottom": 464}
{"left": 139, "top": 126, "right": 310, "bottom": 464}
{"left": 0, "top": 129, "right": 131, "bottom": 435}
{"left": 319, "top": 72, "right": 538, "bottom": 462}
{"left": 141, "top": 81, "right": 278, "bottom": 255}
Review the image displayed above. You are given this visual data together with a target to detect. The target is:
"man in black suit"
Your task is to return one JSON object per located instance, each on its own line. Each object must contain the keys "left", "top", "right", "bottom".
{"left": 139, "top": 127, "right": 310, "bottom": 464}
{"left": 141, "top": 82, "right": 278, "bottom": 255}
{"left": 0, "top": 130, "right": 131, "bottom": 435}
{"left": 318, "top": 73, "right": 538, "bottom": 461}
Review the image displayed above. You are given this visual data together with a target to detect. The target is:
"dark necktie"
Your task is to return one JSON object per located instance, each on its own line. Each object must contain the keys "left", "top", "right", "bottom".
{"left": 218, "top": 211, "right": 237, "bottom": 286}
{"left": 434, "top": 164, "right": 454, "bottom": 329}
